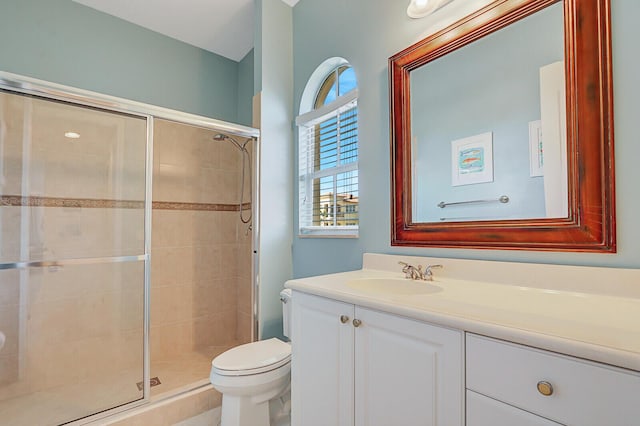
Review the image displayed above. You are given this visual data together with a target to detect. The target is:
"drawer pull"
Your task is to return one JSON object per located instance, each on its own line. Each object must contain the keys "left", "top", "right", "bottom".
{"left": 340, "top": 315, "right": 349, "bottom": 324}
{"left": 537, "top": 381, "right": 554, "bottom": 396}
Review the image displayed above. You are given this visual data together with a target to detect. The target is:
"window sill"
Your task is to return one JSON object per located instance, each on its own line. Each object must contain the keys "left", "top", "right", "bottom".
{"left": 298, "top": 227, "right": 359, "bottom": 239}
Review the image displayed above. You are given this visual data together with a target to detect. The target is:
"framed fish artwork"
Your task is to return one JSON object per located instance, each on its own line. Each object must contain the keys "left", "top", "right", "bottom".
{"left": 451, "top": 132, "right": 493, "bottom": 186}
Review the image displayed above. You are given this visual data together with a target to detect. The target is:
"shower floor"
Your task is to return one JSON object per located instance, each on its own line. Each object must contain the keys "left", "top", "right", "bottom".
{"left": 0, "top": 344, "right": 238, "bottom": 426}
{"left": 150, "top": 344, "right": 240, "bottom": 397}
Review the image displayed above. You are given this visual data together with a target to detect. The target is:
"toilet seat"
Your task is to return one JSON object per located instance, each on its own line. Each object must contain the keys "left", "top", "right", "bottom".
{"left": 212, "top": 338, "right": 291, "bottom": 377}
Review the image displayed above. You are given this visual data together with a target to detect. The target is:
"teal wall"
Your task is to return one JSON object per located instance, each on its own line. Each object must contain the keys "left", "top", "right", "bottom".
{"left": 291, "top": 0, "right": 640, "bottom": 277}
{"left": 238, "top": 49, "right": 255, "bottom": 126}
{"left": 255, "top": 0, "right": 294, "bottom": 340}
{"left": 0, "top": 0, "right": 240, "bottom": 121}
{"left": 254, "top": 0, "right": 263, "bottom": 94}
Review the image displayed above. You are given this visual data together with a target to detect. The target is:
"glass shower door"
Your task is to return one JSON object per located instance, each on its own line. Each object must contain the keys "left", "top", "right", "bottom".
{"left": 0, "top": 90, "right": 148, "bottom": 425}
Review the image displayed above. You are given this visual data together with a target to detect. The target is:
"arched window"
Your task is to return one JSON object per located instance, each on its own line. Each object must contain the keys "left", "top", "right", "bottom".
{"left": 314, "top": 65, "right": 357, "bottom": 108}
{"left": 297, "top": 60, "right": 358, "bottom": 237}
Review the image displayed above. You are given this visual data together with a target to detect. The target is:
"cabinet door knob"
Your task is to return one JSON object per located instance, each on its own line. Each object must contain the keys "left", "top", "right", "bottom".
{"left": 352, "top": 319, "right": 362, "bottom": 327}
{"left": 537, "top": 381, "right": 554, "bottom": 396}
{"left": 340, "top": 315, "right": 349, "bottom": 324}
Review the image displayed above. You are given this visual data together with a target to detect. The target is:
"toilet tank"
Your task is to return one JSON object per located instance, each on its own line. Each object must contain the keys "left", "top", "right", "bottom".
{"left": 280, "top": 289, "right": 292, "bottom": 339}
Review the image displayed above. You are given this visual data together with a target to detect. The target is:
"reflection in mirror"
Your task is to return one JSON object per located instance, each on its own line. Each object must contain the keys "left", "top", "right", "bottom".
{"left": 389, "top": 0, "right": 615, "bottom": 252}
{"left": 411, "top": 2, "right": 565, "bottom": 223}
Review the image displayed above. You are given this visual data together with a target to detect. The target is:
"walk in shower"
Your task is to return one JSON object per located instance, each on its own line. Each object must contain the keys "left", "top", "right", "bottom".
{"left": 149, "top": 119, "right": 254, "bottom": 397}
{"left": 0, "top": 75, "right": 257, "bottom": 425}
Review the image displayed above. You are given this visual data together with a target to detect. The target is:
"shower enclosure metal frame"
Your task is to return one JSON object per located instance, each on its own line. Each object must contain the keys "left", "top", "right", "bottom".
{"left": 0, "top": 71, "right": 260, "bottom": 424}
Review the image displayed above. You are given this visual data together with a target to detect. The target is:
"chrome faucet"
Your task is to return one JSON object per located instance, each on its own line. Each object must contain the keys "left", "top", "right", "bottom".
{"left": 398, "top": 261, "right": 443, "bottom": 281}
{"left": 423, "top": 264, "right": 443, "bottom": 281}
{"left": 399, "top": 261, "right": 422, "bottom": 280}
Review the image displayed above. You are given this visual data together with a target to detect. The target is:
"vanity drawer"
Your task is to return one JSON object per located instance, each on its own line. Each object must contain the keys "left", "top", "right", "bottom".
{"left": 466, "top": 334, "right": 640, "bottom": 426}
{"left": 467, "top": 390, "right": 562, "bottom": 426}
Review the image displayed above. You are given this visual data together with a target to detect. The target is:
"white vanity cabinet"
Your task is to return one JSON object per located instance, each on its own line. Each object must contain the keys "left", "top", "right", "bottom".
{"left": 466, "top": 390, "right": 562, "bottom": 426}
{"left": 290, "top": 291, "right": 354, "bottom": 426}
{"left": 466, "top": 334, "right": 640, "bottom": 426}
{"left": 290, "top": 291, "right": 464, "bottom": 426}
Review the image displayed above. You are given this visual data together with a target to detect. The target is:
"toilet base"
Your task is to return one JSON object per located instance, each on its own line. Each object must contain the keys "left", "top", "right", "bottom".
{"left": 269, "top": 389, "right": 291, "bottom": 426}
{"left": 220, "top": 394, "right": 270, "bottom": 426}
{"left": 219, "top": 386, "right": 290, "bottom": 426}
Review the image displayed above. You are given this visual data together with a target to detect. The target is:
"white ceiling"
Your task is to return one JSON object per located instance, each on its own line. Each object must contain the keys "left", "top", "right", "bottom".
{"left": 72, "top": 0, "right": 294, "bottom": 62}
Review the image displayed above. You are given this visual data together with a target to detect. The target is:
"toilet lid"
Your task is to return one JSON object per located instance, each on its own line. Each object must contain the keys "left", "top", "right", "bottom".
{"left": 212, "top": 338, "right": 291, "bottom": 376}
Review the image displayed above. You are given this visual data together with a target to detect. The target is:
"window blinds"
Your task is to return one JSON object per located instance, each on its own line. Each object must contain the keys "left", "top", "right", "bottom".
{"left": 298, "top": 97, "right": 358, "bottom": 235}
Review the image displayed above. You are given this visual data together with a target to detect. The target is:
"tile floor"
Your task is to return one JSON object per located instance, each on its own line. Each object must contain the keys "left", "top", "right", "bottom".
{"left": 174, "top": 408, "right": 220, "bottom": 426}
{"left": 0, "top": 345, "right": 235, "bottom": 425}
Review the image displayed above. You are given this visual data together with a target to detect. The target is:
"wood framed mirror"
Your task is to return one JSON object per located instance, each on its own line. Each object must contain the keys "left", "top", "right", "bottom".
{"left": 389, "top": 0, "right": 615, "bottom": 252}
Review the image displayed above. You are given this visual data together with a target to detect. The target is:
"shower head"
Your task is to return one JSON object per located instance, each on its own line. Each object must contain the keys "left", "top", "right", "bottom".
{"left": 211, "top": 132, "right": 253, "bottom": 225}
{"left": 213, "top": 133, "right": 250, "bottom": 153}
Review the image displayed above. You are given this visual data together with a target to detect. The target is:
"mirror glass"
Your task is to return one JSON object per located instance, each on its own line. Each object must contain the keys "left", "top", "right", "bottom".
{"left": 411, "top": 2, "right": 565, "bottom": 223}
{"left": 389, "top": 0, "right": 615, "bottom": 252}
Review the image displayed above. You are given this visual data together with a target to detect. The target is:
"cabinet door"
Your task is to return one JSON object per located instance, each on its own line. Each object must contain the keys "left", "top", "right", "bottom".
{"left": 291, "top": 292, "right": 355, "bottom": 426}
{"left": 354, "top": 307, "right": 464, "bottom": 426}
{"left": 467, "top": 334, "right": 640, "bottom": 426}
{"left": 467, "top": 391, "right": 562, "bottom": 426}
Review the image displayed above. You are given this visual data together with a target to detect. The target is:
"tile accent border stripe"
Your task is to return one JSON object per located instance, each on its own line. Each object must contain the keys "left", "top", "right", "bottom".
{"left": 1, "top": 195, "right": 144, "bottom": 209}
{"left": 0, "top": 195, "right": 250, "bottom": 212}
{"left": 152, "top": 201, "right": 250, "bottom": 212}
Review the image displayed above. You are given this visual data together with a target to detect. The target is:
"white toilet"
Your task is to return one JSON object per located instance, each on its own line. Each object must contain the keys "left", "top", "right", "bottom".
{"left": 210, "top": 289, "right": 292, "bottom": 426}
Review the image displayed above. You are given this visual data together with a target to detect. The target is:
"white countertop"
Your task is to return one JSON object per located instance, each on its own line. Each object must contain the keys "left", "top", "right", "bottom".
{"left": 285, "top": 254, "right": 640, "bottom": 371}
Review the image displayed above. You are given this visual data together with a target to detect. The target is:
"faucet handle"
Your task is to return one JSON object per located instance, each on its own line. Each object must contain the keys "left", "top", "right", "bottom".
{"left": 423, "top": 264, "right": 443, "bottom": 280}
{"left": 398, "top": 261, "right": 414, "bottom": 279}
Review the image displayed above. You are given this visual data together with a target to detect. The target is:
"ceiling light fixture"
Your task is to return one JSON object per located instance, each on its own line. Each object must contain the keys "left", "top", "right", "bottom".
{"left": 64, "top": 131, "right": 81, "bottom": 139}
{"left": 407, "top": 0, "right": 454, "bottom": 19}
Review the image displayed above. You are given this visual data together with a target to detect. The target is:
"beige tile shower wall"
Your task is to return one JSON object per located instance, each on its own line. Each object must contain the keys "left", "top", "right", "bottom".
{"left": 0, "top": 208, "right": 21, "bottom": 263}
{"left": 34, "top": 263, "right": 144, "bottom": 390}
{"left": 0, "top": 91, "right": 149, "bottom": 412}
{"left": 151, "top": 120, "right": 253, "bottom": 367}
{"left": 0, "top": 91, "right": 147, "bottom": 264}
{"left": 0, "top": 206, "right": 145, "bottom": 263}
{"left": 0, "top": 263, "right": 145, "bottom": 403}
{"left": 153, "top": 121, "right": 240, "bottom": 205}
{"left": 0, "top": 270, "right": 19, "bottom": 387}
{"left": 0, "top": 91, "right": 147, "bottom": 202}
{"left": 236, "top": 224, "right": 253, "bottom": 344}
{"left": 0, "top": 206, "right": 145, "bottom": 264}
{"left": 236, "top": 140, "right": 254, "bottom": 344}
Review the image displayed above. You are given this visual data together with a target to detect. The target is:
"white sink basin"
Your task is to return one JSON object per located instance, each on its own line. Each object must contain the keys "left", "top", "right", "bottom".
{"left": 347, "top": 278, "right": 442, "bottom": 295}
